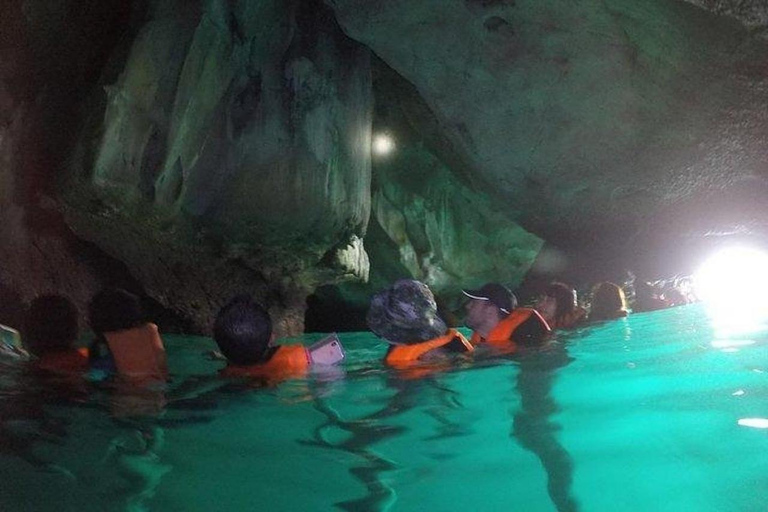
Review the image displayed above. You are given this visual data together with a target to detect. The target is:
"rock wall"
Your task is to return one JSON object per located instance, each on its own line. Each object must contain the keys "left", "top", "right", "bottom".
{"left": 0, "top": 1, "right": 135, "bottom": 328}
{"left": 370, "top": 62, "right": 543, "bottom": 302}
{"left": 62, "top": 0, "right": 373, "bottom": 334}
{"left": 1, "top": 0, "right": 544, "bottom": 334}
{"left": 4, "top": 0, "right": 768, "bottom": 333}
{"left": 682, "top": 0, "right": 768, "bottom": 35}
{"left": 306, "top": 58, "right": 544, "bottom": 331}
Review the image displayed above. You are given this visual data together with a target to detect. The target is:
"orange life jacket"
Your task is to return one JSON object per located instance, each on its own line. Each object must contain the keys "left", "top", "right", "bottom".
{"left": 36, "top": 347, "right": 89, "bottom": 374}
{"left": 220, "top": 345, "right": 311, "bottom": 380}
{"left": 470, "top": 308, "right": 551, "bottom": 349}
{"left": 550, "top": 306, "right": 587, "bottom": 330}
{"left": 385, "top": 329, "right": 473, "bottom": 369}
{"left": 104, "top": 323, "right": 168, "bottom": 383}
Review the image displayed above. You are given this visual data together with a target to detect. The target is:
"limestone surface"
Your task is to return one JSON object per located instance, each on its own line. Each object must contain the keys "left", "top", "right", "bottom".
{"left": 62, "top": 0, "right": 373, "bottom": 333}
{"left": 3, "top": 0, "right": 768, "bottom": 333}
{"left": 327, "top": 0, "right": 768, "bottom": 265}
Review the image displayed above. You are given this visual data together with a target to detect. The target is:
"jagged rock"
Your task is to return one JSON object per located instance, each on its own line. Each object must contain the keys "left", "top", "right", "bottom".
{"left": 5, "top": 0, "right": 768, "bottom": 334}
{"left": 371, "top": 88, "right": 542, "bottom": 303}
{"left": 326, "top": 0, "right": 768, "bottom": 270}
{"left": 62, "top": 0, "right": 373, "bottom": 334}
{"left": 0, "top": 0, "right": 135, "bottom": 327}
{"left": 305, "top": 60, "right": 543, "bottom": 330}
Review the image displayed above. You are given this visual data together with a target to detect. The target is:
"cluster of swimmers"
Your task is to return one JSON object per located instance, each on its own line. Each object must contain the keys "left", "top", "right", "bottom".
{"left": 0, "top": 274, "right": 693, "bottom": 391}
{"left": 0, "top": 278, "right": 692, "bottom": 512}
{"left": 0, "top": 290, "right": 167, "bottom": 383}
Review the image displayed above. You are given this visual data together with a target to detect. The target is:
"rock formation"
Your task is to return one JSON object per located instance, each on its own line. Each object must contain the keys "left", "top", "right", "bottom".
{"left": 327, "top": 0, "right": 768, "bottom": 272}
{"left": 2, "top": 0, "right": 768, "bottom": 333}
{"left": 62, "top": 0, "right": 372, "bottom": 334}
{"left": 0, "top": 0, "right": 135, "bottom": 328}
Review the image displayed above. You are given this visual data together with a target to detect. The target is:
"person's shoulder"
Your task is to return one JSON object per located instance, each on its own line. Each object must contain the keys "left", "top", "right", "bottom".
{"left": 270, "top": 343, "right": 309, "bottom": 360}
{"left": 558, "top": 307, "right": 587, "bottom": 329}
{"left": 513, "top": 309, "right": 551, "bottom": 345}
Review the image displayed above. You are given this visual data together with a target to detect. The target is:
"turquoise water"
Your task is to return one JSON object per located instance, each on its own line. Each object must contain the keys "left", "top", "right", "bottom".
{"left": 1, "top": 303, "right": 766, "bottom": 511}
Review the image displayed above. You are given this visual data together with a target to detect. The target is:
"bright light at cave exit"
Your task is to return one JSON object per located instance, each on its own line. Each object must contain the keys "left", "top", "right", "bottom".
{"left": 372, "top": 133, "right": 395, "bottom": 156}
{"left": 694, "top": 247, "right": 768, "bottom": 332}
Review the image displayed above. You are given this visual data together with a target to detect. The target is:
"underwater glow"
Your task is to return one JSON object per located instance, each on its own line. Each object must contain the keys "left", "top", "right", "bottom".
{"left": 372, "top": 133, "right": 395, "bottom": 156}
{"left": 694, "top": 247, "right": 768, "bottom": 332}
{"left": 737, "top": 418, "right": 768, "bottom": 429}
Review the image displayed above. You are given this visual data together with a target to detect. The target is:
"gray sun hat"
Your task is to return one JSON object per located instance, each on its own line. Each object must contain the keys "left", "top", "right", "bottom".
{"left": 367, "top": 279, "right": 448, "bottom": 344}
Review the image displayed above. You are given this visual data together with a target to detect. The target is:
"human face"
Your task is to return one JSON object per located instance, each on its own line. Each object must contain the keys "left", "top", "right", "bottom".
{"left": 464, "top": 299, "right": 497, "bottom": 336}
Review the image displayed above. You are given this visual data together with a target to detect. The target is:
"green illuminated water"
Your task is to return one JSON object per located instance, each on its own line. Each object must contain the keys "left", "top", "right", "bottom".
{"left": 1, "top": 303, "right": 766, "bottom": 511}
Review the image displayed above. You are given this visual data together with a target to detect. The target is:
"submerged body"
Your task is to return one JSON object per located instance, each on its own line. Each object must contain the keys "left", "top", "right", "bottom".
{"left": 469, "top": 308, "right": 550, "bottom": 350}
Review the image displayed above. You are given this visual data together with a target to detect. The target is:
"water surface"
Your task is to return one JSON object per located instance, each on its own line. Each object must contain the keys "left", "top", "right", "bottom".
{"left": 1, "top": 304, "right": 766, "bottom": 511}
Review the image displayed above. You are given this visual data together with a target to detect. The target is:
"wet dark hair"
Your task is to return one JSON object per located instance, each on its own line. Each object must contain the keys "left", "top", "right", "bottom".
{"left": 24, "top": 295, "right": 79, "bottom": 356}
{"left": 213, "top": 295, "right": 272, "bottom": 365}
{"left": 633, "top": 281, "right": 664, "bottom": 312}
{"left": 544, "top": 282, "right": 577, "bottom": 322}
{"left": 88, "top": 288, "right": 146, "bottom": 334}
{"left": 589, "top": 282, "right": 628, "bottom": 322}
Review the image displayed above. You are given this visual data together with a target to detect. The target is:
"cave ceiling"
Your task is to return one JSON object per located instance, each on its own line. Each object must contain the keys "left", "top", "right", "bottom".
{"left": 327, "top": 0, "right": 768, "bottom": 263}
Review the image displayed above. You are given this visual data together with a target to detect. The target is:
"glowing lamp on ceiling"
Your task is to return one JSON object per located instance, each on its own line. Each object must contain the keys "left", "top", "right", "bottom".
{"left": 372, "top": 133, "right": 395, "bottom": 156}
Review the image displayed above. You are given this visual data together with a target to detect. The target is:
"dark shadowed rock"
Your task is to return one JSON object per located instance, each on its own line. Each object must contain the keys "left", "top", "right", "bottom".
{"left": 62, "top": 0, "right": 373, "bottom": 334}
{"left": 305, "top": 58, "right": 543, "bottom": 329}
{"left": 0, "top": 0, "right": 135, "bottom": 326}
{"left": 682, "top": 0, "right": 768, "bottom": 35}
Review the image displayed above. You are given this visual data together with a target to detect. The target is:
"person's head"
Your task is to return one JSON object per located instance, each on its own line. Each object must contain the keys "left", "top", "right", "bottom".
{"left": 634, "top": 280, "right": 660, "bottom": 300}
{"left": 536, "top": 282, "right": 577, "bottom": 324}
{"left": 367, "top": 279, "right": 447, "bottom": 344}
{"left": 462, "top": 283, "right": 517, "bottom": 337}
{"left": 88, "top": 288, "right": 146, "bottom": 334}
{"left": 589, "top": 282, "right": 627, "bottom": 321}
{"left": 662, "top": 287, "right": 687, "bottom": 306}
{"left": 24, "top": 295, "right": 79, "bottom": 356}
{"left": 214, "top": 295, "right": 273, "bottom": 365}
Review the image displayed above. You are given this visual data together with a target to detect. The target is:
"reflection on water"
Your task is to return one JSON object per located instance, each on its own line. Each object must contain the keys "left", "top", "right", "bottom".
{"left": 512, "top": 344, "right": 578, "bottom": 512}
{"left": 737, "top": 418, "right": 768, "bottom": 429}
{"left": 105, "top": 424, "right": 170, "bottom": 512}
{"left": 0, "top": 365, "right": 85, "bottom": 473}
{"left": 304, "top": 373, "right": 472, "bottom": 511}
{"left": 305, "top": 378, "right": 404, "bottom": 511}
{"left": 0, "top": 364, "right": 179, "bottom": 512}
